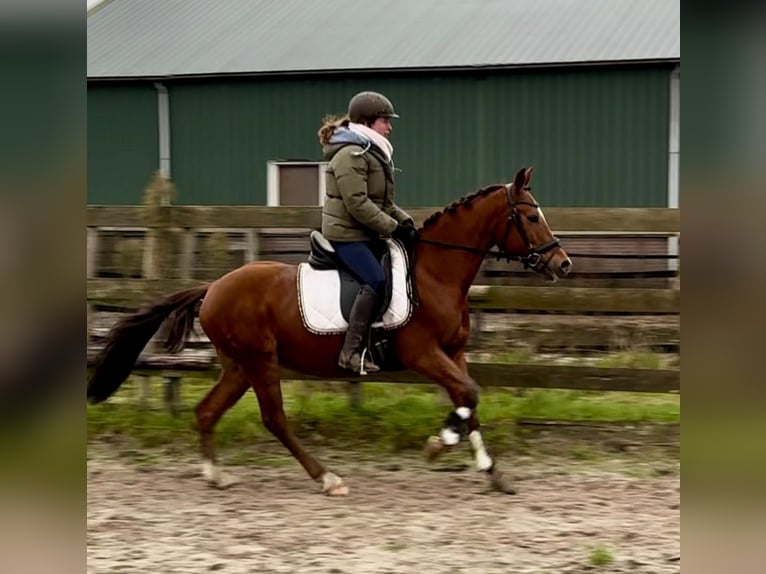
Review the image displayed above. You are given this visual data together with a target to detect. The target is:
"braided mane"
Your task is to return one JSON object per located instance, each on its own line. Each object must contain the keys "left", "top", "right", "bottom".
{"left": 422, "top": 184, "right": 505, "bottom": 229}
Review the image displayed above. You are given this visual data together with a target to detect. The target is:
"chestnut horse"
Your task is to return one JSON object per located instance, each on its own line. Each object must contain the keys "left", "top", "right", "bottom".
{"left": 88, "top": 167, "right": 571, "bottom": 495}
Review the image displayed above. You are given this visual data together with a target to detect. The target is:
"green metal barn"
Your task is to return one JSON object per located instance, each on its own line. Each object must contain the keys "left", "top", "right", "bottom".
{"left": 87, "top": 0, "right": 680, "bottom": 209}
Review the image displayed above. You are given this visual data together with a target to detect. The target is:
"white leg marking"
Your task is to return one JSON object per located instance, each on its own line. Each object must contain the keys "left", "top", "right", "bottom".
{"left": 202, "top": 459, "right": 239, "bottom": 488}
{"left": 202, "top": 460, "right": 221, "bottom": 484}
{"left": 321, "top": 472, "right": 349, "bottom": 496}
{"left": 456, "top": 406, "right": 472, "bottom": 420}
{"left": 468, "top": 430, "right": 493, "bottom": 471}
{"left": 440, "top": 427, "right": 460, "bottom": 446}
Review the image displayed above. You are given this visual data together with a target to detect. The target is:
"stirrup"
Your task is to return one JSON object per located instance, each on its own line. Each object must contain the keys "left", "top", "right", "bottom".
{"left": 338, "top": 348, "right": 380, "bottom": 375}
{"left": 359, "top": 347, "right": 381, "bottom": 374}
{"left": 359, "top": 347, "right": 369, "bottom": 376}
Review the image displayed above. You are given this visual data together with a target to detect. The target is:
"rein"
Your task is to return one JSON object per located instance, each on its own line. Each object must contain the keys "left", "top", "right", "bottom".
{"left": 414, "top": 185, "right": 561, "bottom": 273}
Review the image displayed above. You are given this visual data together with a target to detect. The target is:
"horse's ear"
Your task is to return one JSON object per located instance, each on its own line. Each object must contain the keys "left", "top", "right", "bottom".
{"left": 513, "top": 167, "right": 527, "bottom": 193}
{"left": 524, "top": 167, "right": 534, "bottom": 186}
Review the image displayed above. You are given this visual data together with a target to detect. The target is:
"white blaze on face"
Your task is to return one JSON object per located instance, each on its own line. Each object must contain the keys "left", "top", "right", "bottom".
{"left": 538, "top": 205, "right": 548, "bottom": 226}
{"left": 526, "top": 190, "right": 546, "bottom": 225}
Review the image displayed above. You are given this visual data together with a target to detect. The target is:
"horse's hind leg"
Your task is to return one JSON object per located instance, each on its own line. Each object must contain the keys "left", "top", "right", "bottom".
{"left": 195, "top": 354, "right": 249, "bottom": 488}
{"left": 245, "top": 353, "right": 349, "bottom": 496}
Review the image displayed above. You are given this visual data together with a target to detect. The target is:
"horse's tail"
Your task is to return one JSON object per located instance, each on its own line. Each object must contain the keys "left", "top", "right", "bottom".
{"left": 87, "top": 284, "right": 209, "bottom": 404}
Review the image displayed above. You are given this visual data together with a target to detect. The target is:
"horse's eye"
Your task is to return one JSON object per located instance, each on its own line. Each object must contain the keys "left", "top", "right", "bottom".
{"left": 527, "top": 214, "right": 540, "bottom": 223}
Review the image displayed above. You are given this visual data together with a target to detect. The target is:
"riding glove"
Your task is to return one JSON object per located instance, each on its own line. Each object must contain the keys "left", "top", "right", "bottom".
{"left": 392, "top": 220, "right": 418, "bottom": 245}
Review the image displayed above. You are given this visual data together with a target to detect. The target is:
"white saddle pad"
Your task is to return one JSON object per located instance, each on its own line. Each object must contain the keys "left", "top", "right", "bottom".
{"left": 297, "top": 239, "right": 413, "bottom": 335}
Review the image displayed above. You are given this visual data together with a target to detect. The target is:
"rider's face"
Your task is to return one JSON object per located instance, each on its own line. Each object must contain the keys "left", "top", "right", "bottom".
{"left": 371, "top": 116, "right": 392, "bottom": 138}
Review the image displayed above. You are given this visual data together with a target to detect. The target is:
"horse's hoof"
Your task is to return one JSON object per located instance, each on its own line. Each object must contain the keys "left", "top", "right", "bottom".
{"left": 424, "top": 435, "right": 446, "bottom": 462}
{"left": 489, "top": 467, "right": 517, "bottom": 495}
{"left": 321, "top": 472, "right": 349, "bottom": 496}
{"left": 205, "top": 473, "right": 240, "bottom": 490}
{"left": 202, "top": 461, "right": 239, "bottom": 489}
{"left": 326, "top": 483, "right": 349, "bottom": 496}
{"left": 214, "top": 475, "right": 240, "bottom": 490}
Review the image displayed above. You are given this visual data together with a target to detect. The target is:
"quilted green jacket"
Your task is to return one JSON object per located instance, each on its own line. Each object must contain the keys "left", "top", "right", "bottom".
{"left": 321, "top": 132, "right": 411, "bottom": 242}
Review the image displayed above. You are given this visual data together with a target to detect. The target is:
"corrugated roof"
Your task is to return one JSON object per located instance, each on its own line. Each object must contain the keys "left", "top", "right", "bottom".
{"left": 88, "top": 0, "right": 679, "bottom": 79}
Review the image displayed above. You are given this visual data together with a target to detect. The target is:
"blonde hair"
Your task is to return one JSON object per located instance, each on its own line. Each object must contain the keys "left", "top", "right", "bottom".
{"left": 318, "top": 114, "right": 350, "bottom": 146}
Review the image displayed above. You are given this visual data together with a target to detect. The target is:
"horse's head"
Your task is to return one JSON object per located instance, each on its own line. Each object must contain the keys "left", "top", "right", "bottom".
{"left": 496, "top": 167, "right": 572, "bottom": 281}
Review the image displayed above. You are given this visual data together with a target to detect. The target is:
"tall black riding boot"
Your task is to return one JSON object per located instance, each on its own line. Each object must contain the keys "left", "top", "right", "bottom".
{"left": 338, "top": 285, "right": 381, "bottom": 374}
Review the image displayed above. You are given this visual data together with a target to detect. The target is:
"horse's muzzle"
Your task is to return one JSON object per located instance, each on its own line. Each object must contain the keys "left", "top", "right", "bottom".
{"left": 543, "top": 251, "right": 572, "bottom": 281}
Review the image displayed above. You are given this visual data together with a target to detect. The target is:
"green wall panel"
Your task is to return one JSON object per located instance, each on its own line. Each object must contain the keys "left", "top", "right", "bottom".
{"left": 476, "top": 67, "right": 671, "bottom": 207}
{"left": 89, "top": 66, "right": 671, "bottom": 207}
{"left": 169, "top": 75, "right": 496, "bottom": 206}
{"left": 87, "top": 84, "right": 158, "bottom": 204}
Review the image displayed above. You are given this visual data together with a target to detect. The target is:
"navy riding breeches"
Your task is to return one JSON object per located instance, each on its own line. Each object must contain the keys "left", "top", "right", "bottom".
{"left": 330, "top": 241, "right": 386, "bottom": 298}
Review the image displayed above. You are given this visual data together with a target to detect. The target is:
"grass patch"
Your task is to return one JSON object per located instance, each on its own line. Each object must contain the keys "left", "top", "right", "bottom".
{"left": 485, "top": 346, "right": 535, "bottom": 364}
{"left": 588, "top": 544, "right": 614, "bottom": 567}
{"left": 593, "top": 351, "right": 665, "bottom": 370}
{"left": 502, "top": 388, "right": 680, "bottom": 422}
{"left": 87, "top": 375, "right": 680, "bottom": 456}
{"left": 570, "top": 443, "right": 601, "bottom": 461}
{"left": 474, "top": 349, "right": 672, "bottom": 370}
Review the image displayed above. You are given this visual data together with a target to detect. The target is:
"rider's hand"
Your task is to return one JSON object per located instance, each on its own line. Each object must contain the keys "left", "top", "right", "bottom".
{"left": 392, "top": 220, "right": 418, "bottom": 244}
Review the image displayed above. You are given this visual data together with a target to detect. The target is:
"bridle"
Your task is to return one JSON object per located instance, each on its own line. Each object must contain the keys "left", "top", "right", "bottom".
{"left": 498, "top": 184, "right": 561, "bottom": 272}
{"left": 414, "top": 184, "right": 561, "bottom": 274}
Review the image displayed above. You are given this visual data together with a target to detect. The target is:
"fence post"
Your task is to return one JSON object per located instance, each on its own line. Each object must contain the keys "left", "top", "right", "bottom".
{"left": 137, "top": 375, "right": 152, "bottom": 408}
{"left": 348, "top": 381, "right": 362, "bottom": 409}
{"left": 142, "top": 170, "right": 175, "bottom": 279}
{"left": 246, "top": 228, "right": 260, "bottom": 262}
{"left": 179, "top": 229, "right": 196, "bottom": 280}
{"left": 87, "top": 227, "right": 99, "bottom": 278}
{"left": 143, "top": 172, "right": 182, "bottom": 412}
{"left": 164, "top": 376, "right": 181, "bottom": 416}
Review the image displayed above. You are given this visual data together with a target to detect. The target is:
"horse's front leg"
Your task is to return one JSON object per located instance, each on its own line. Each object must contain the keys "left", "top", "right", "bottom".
{"left": 452, "top": 352, "right": 516, "bottom": 494}
{"left": 409, "top": 347, "right": 516, "bottom": 494}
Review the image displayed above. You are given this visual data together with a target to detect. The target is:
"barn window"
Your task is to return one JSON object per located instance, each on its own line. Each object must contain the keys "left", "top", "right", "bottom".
{"left": 266, "top": 161, "right": 328, "bottom": 206}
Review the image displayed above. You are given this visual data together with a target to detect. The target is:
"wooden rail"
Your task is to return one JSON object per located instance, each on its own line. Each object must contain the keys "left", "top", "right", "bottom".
{"left": 468, "top": 285, "right": 679, "bottom": 313}
{"left": 87, "top": 278, "right": 679, "bottom": 314}
{"left": 86, "top": 204, "right": 680, "bottom": 291}
{"left": 89, "top": 315, "right": 681, "bottom": 354}
{"left": 87, "top": 349, "right": 679, "bottom": 414}
{"left": 86, "top": 350, "right": 678, "bottom": 394}
{"left": 87, "top": 205, "right": 680, "bottom": 233}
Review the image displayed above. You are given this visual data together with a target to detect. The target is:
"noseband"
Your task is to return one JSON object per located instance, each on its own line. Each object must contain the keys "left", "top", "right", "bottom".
{"left": 415, "top": 184, "right": 561, "bottom": 274}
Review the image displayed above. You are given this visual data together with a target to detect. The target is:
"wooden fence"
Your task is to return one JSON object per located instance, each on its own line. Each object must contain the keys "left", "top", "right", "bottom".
{"left": 87, "top": 204, "right": 680, "bottom": 304}
{"left": 86, "top": 203, "right": 680, "bottom": 412}
{"left": 87, "top": 205, "right": 679, "bottom": 232}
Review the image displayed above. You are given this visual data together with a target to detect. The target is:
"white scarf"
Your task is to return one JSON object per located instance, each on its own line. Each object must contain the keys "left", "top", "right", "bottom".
{"left": 348, "top": 122, "right": 394, "bottom": 163}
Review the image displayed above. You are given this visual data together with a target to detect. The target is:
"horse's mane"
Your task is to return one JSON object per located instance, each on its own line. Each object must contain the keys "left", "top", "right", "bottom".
{"left": 422, "top": 184, "right": 505, "bottom": 229}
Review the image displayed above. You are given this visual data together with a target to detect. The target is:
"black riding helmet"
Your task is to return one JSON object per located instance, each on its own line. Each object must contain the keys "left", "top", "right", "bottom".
{"left": 347, "top": 91, "right": 399, "bottom": 125}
